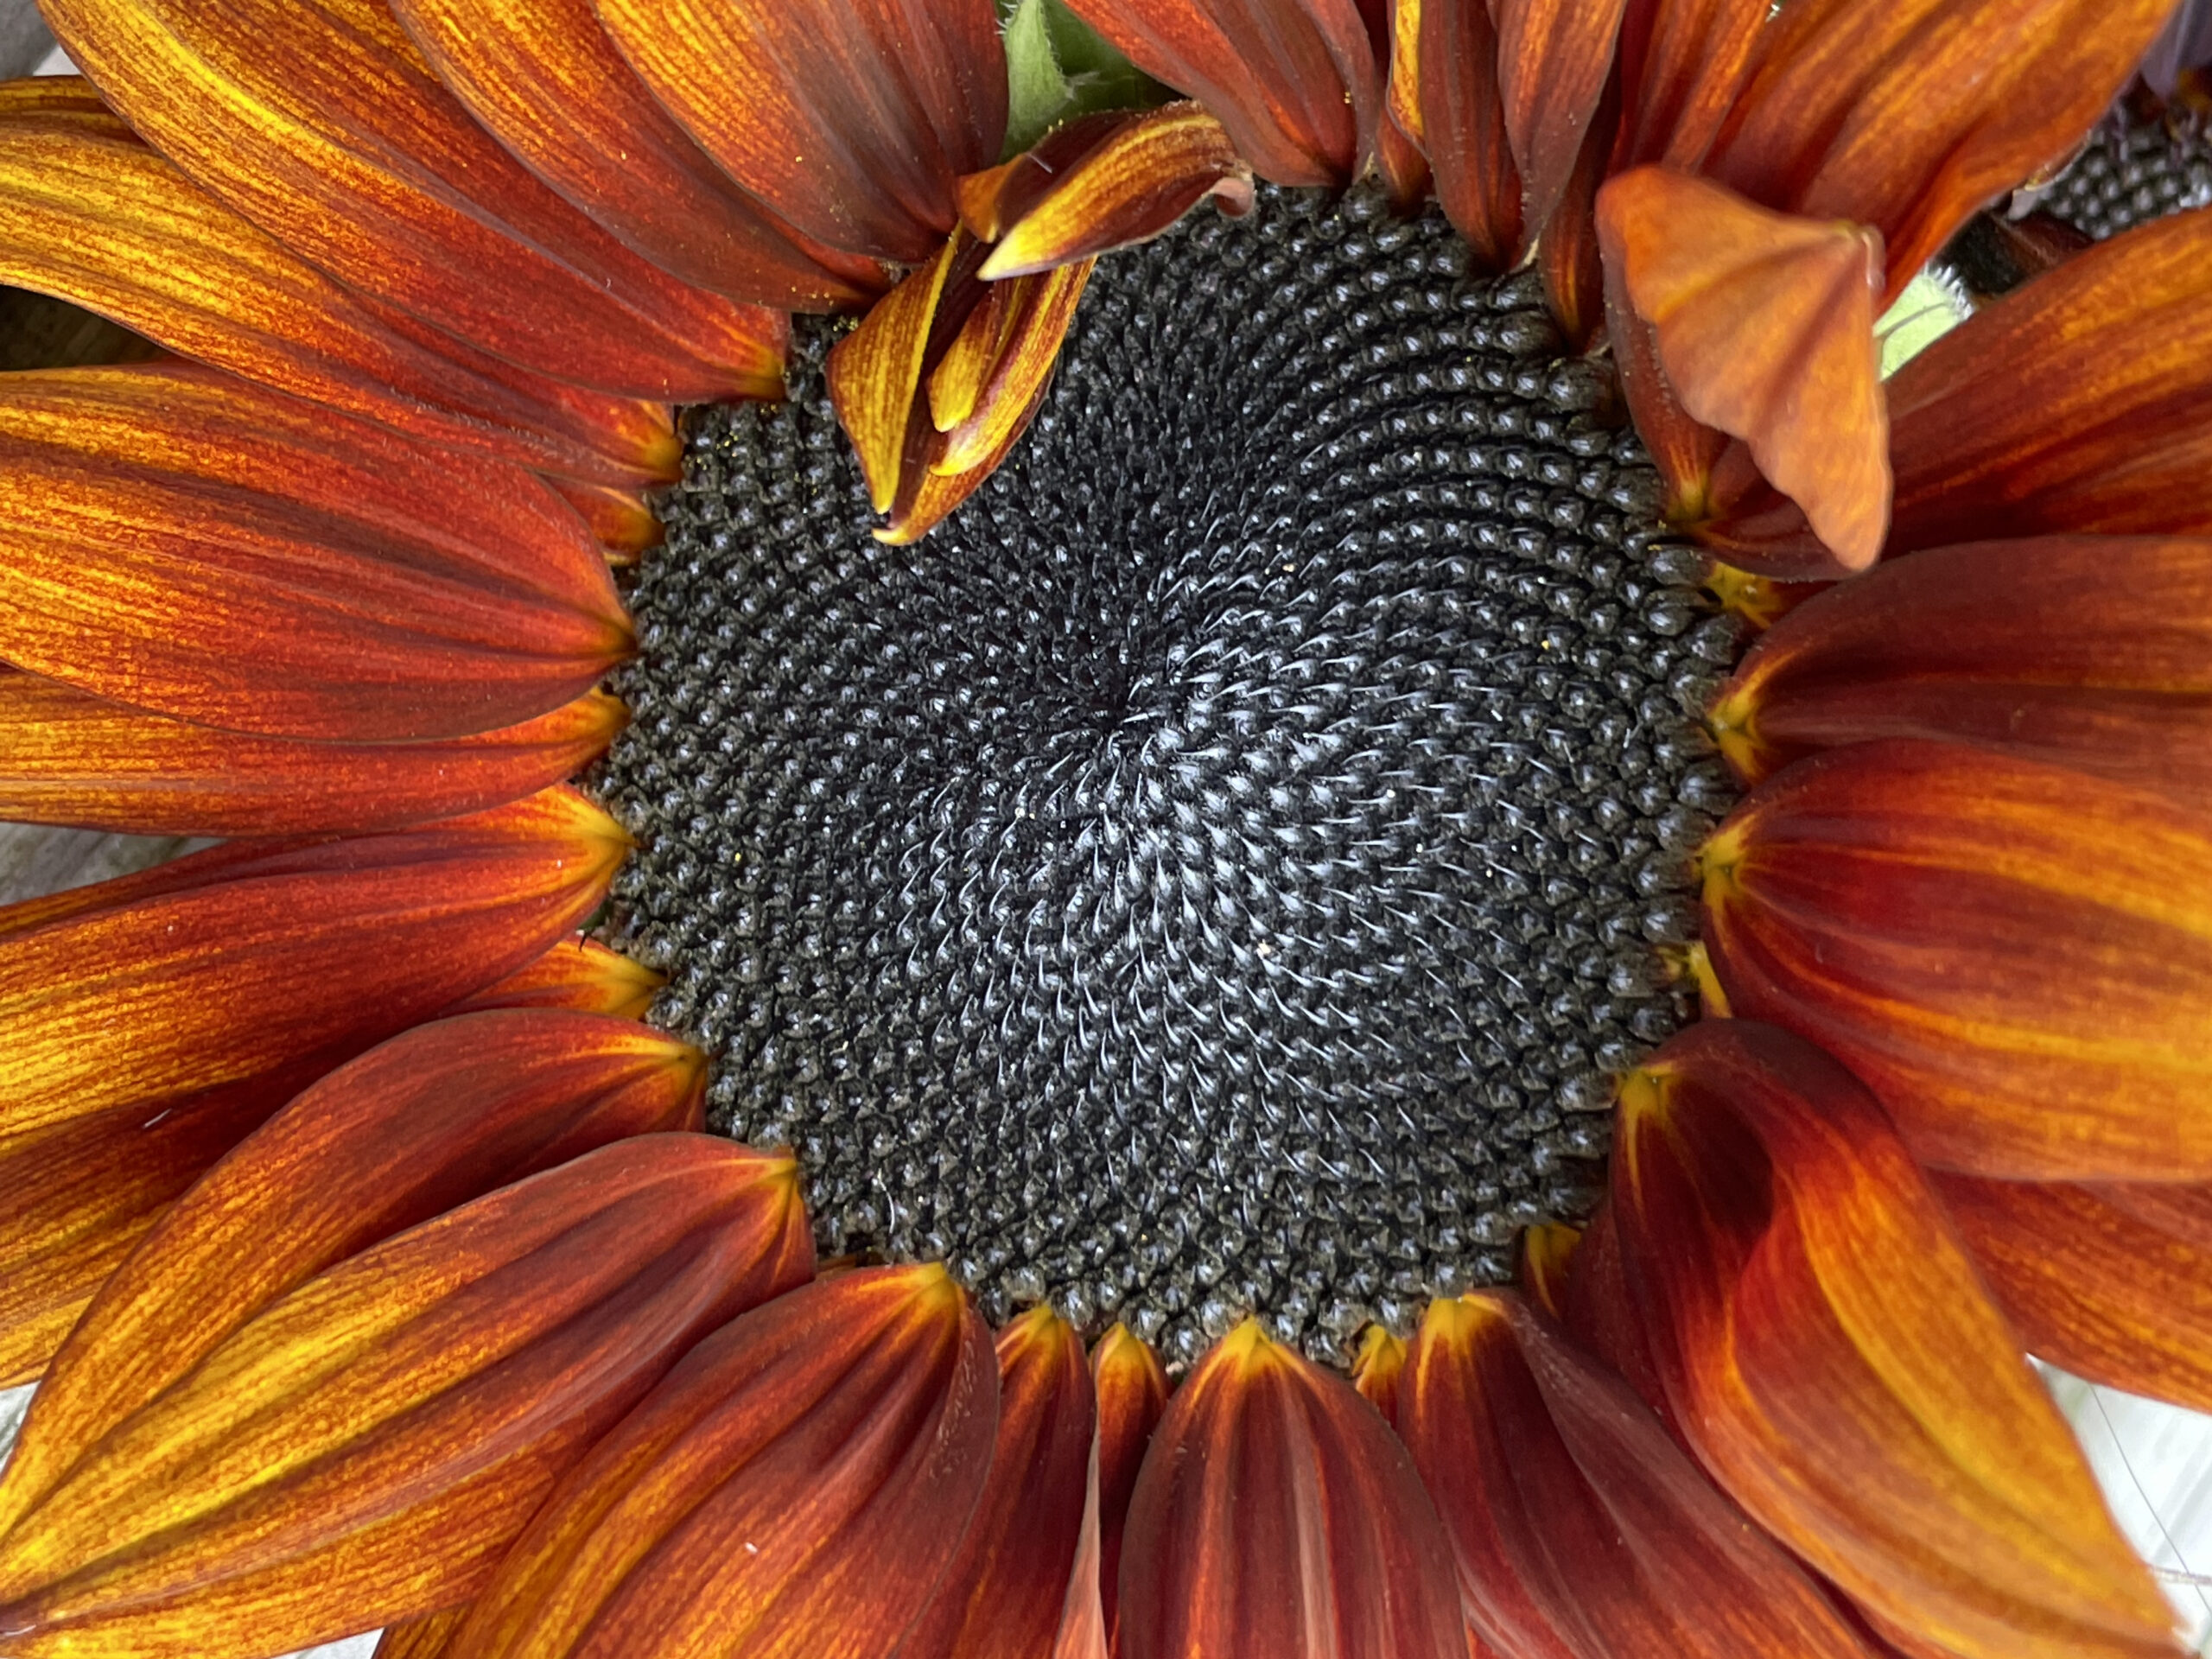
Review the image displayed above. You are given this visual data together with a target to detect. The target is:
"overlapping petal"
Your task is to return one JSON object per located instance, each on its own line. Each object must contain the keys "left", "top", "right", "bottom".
{"left": 1708, "top": 536, "right": 2212, "bottom": 803}
{"left": 1609, "top": 1021, "right": 2177, "bottom": 1659}
{"left": 1408, "top": 0, "right": 1522, "bottom": 269}
{"left": 1090, "top": 1324, "right": 1167, "bottom": 1655}
{"left": 594, "top": 0, "right": 1006, "bottom": 268}
{"left": 1700, "top": 740, "right": 2212, "bottom": 1181}
{"left": 1118, "top": 1319, "right": 1463, "bottom": 1659}
{"left": 0, "top": 122, "right": 681, "bottom": 486}
{"left": 0, "top": 363, "right": 631, "bottom": 741}
{"left": 1609, "top": 0, "right": 1764, "bottom": 171}
{"left": 444, "top": 1263, "right": 995, "bottom": 1659}
{"left": 543, "top": 482, "right": 663, "bottom": 563}
{"left": 1491, "top": 0, "right": 1628, "bottom": 236}
{"left": 43, "top": 0, "right": 785, "bottom": 400}
{"left": 0, "top": 1136, "right": 811, "bottom": 1657}
{"left": 0, "top": 73, "right": 135, "bottom": 140}
{"left": 1402, "top": 1289, "right": 1880, "bottom": 1659}
{"left": 1887, "top": 207, "right": 2212, "bottom": 551}
{"left": 1351, "top": 1325, "right": 1406, "bottom": 1427}
{"left": 451, "top": 937, "right": 663, "bottom": 1022}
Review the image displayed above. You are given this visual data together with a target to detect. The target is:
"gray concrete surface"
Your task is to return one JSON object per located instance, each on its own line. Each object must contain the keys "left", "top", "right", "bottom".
{"left": 0, "top": 0, "right": 54, "bottom": 79}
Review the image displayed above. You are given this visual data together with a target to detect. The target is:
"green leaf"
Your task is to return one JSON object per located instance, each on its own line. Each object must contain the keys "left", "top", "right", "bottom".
{"left": 999, "top": 0, "right": 1175, "bottom": 158}
{"left": 1002, "top": 0, "right": 1072, "bottom": 156}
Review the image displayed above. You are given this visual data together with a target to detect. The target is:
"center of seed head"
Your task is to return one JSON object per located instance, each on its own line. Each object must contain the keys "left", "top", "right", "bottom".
{"left": 596, "top": 185, "right": 1738, "bottom": 1366}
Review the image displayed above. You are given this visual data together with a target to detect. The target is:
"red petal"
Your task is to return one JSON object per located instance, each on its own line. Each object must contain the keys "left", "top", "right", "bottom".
{"left": 443, "top": 1263, "right": 997, "bottom": 1659}
{"left": 1064, "top": 0, "right": 1383, "bottom": 187}
{"left": 1491, "top": 0, "right": 1628, "bottom": 236}
{"left": 1887, "top": 208, "right": 2212, "bottom": 553}
{"left": 0, "top": 1136, "right": 810, "bottom": 1656}
{"left": 0, "top": 674, "right": 624, "bottom": 837}
{"left": 1517, "top": 1221, "right": 1580, "bottom": 1322}
{"left": 1611, "top": 1020, "right": 2175, "bottom": 1659}
{"left": 1535, "top": 75, "right": 1611, "bottom": 350}
{"left": 1119, "top": 1319, "right": 1464, "bottom": 1659}
{"left": 594, "top": 0, "right": 1006, "bottom": 267}
{"left": 45, "top": 0, "right": 785, "bottom": 401}
{"left": 1611, "top": 0, "right": 1766, "bottom": 171}
{"left": 1938, "top": 1174, "right": 2212, "bottom": 1417}
{"left": 0, "top": 786, "right": 625, "bottom": 1147}
{"left": 1596, "top": 167, "right": 1888, "bottom": 573}
{"left": 0, "top": 1009, "right": 717, "bottom": 1546}
{"left": 453, "top": 936, "right": 663, "bottom": 1022}
{"left": 1351, "top": 1325, "right": 1407, "bottom": 1427}
{"left": 1414, "top": 0, "right": 1523, "bottom": 270}
{"left": 1402, "top": 1289, "right": 1882, "bottom": 1659}
{"left": 1702, "top": 739, "right": 2212, "bottom": 1181}
{"left": 0, "top": 123, "right": 681, "bottom": 486}
{"left": 1710, "top": 535, "right": 2212, "bottom": 804}
{"left": 0, "top": 363, "right": 630, "bottom": 741}
{"left": 543, "top": 480, "right": 663, "bottom": 566}
{"left": 1091, "top": 1323, "right": 1168, "bottom": 1655}
{"left": 387, "top": 0, "right": 878, "bottom": 311}
{"left": 1704, "top": 0, "right": 2177, "bottom": 294}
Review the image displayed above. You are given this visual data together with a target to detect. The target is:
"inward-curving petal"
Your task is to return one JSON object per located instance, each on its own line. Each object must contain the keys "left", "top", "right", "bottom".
{"left": 444, "top": 1263, "right": 996, "bottom": 1659}
{"left": 1091, "top": 1324, "right": 1167, "bottom": 1656}
{"left": 1700, "top": 740, "right": 2212, "bottom": 1182}
{"left": 1610, "top": 1020, "right": 2177, "bottom": 1659}
{"left": 1413, "top": 0, "right": 1522, "bottom": 270}
{"left": 1118, "top": 1319, "right": 1464, "bottom": 1659}
{"left": 0, "top": 1136, "right": 811, "bottom": 1657}
{"left": 1491, "top": 0, "right": 1628, "bottom": 236}
{"left": 0, "top": 364, "right": 632, "bottom": 741}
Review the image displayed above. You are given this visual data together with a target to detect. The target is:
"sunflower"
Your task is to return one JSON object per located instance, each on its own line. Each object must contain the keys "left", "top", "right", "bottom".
{"left": 1, "top": 0, "right": 2210, "bottom": 1655}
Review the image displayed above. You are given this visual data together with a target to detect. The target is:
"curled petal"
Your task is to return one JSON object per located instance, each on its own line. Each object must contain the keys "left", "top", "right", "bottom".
{"left": 0, "top": 786, "right": 625, "bottom": 1147}
{"left": 1091, "top": 1324, "right": 1167, "bottom": 1654}
{"left": 1491, "top": 0, "right": 1628, "bottom": 236}
{"left": 594, "top": 0, "right": 1005, "bottom": 267}
{"left": 1119, "top": 1319, "right": 1464, "bottom": 1659}
{"left": 1704, "top": 0, "right": 2177, "bottom": 292}
{"left": 1610, "top": 1020, "right": 2173, "bottom": 1659}
{"left": 978, "top": 104, "right": 1252, "bottom": 281}
{"left": 1065, "top": 0, "right": 1382, "bottom": 187}
{"left": 1415, "top": 0, "right": 1522, "bottom": 270}
{"left": 45, "top": 0, "right": 784, "bottom": 401}
{"left": 1402, "top": 1290, "right": 1881, "bottom": 1659}
{"left": 829, "top": 234, "right": 969, "bottom": 516}
{"left": 0, "top": 1009, "right": 715, "bottom": 1546}
{"left": 1887, "top": 208, "right": 2212, "bottom": 552}
{"left": 1937, "top": 1175, "right": 2212, "bottom": 1418}
{"left": 1710, "top": 536, "right": 2212, "bottom": 804}
{"left": 0, "top": 363, "right": 630, "bottom": 741}
{"left": 928, "top": 262, "right": 1092, "bottom": 474}
{"left": 445, "top": 1263, "right": 996, "bottom": 1659}
{"left": 1597, "top": 167, "right": 1887, "bottom": 573}
{"left": 1610, "top": 0, "right": 1766, "bottom": 171}
{"left": 1701, "top": 740, "right": 2212, "bottom": 1181}
{"left": 0, "top": 124, "right": 680, "bottom": 486}
{"left": 452, "top": 937, "right": 663, "bottom": 1022}
{"left": 0, "top": 675, "right": 625, "bottom": 837}
{"left": 0, "top": 1137, "right": 810, "bottom": 1657}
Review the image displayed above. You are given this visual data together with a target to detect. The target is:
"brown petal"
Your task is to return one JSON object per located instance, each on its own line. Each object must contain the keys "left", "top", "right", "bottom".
{"left": 1402, "top": 1289, "right": 1883, "bottom": 1659}
{"left": 1887, "top": 208, "right": 2212, "bottom": 553}
{"left": 452, "top": 937, "right": 663, "bottom": 1022}
{"left": 1119, "top": 1318, "right": 1464, "bottom": 1659}
{"left": 1701, "top": 739, "right": 2212, "bottom": 1181}
{"left": 979, "top": 104, "right": 1252, "bottom": 281}
{"left": 1064, "top": 0, "right": 1382, "bottom": 187}
{"left": 377, "top": 1609, "right": 469, "bottom": 1659}
{"left": 1611, "top": 0, "right": 1766, "bottom": 171}
{"left": 1091, "top": 1323, "right": 1168, "bottom": 1655}
{"left": 0, "top": 1136, "right": 811, "bottom": 1657}
{"left": 1517, "top": 1222, "right": 1580, "bottom": 1321}
{"left": 0, "top": 1008, "right": 715, "bottom": 1546}
{"left": 1611, "top": 1020, "right": 2175, "bottom": 1659}
{"left": 1596, "top": 167, "right": 1888, "bottom": 573}
{"left": 45, "top": 0, "right": 785, "bottom": 401}
{"left": 443, "top": 1263, "right": 996, "bottom": 1659}
{"left": 1491, "top": 0, "right": 1628, "bottom": 236}
{"left": 0, "top": 674, "right": 624, "bottom": 837}
{"left": 1703, "top": 0, "right": 2177, "bottom": 294}
{"left": 594, "top": 0, "right": 1005, "bottom": 266}
{"left": 0, "top": 123, "right": 681, "bottom": 486}
{"left": 1415, "top": 0, "right": 1522, "bottom": 270}
{"left": 0, "top": 363, "right": 631, "bottom": 741}
{"left": 1535, "top": 73, "right": 1612, "bottom": 351}
{"left": 1709, "top": 535, "right": 2212, "bottom": 804}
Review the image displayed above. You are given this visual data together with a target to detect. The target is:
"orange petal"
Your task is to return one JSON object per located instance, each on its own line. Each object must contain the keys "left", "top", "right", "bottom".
{"left": 0, "top": 73, "right": 135, "bottom": 141}
{"left": 0, "top": 1009, "right": 715, "bottom": 1546}
{"left": 1402, "top": 1289, "right": 1883, "bottom": 1659}
{"left": 44, "top": 0, "right": 784, "bottom": 401}
{"left": 0, "top": 1136, "right": 810, "bottom": 1657}
{"left": 1063, "top": 0, "right": 1382, "bottom": 187}
{"left": 1119, "top": 1318, "right": 1464, "bottom": 1659}
{"left": 927, "top": 260, "right": 1090, "bottom": 473}
{"left": 453, "top": 937, "right": 664, "bottom": 1022}
{"left": 827, "top": 233, "right": 968, "bottom": 516}
{"left": 1888, "top": 208, "right": 2212, "bottom": 553}
{"left": 1596, "top": 167, "right": 1888, "bottom": 573}
{"left": 443, "top": 1263, "right": 996, "bottom": 1659}
{"left": 1491, "top": 0, "right": 1628, "bottom": 236}
{"left": 1091, "top": 1323, "right": 1168, "bottom": 1656}
{"left": 1415, "top": 0, "right": 1522, "bottom": 270}
{"left": 544, "top": 481, "right": 664, "bottom": 565}
{"left": 377, "top": 1609, "right": 468, "bottom": 1659}
{"left": 0, "top": 123, "right": 681, "bottom": 487}
{"left": 1611, "top": 1020, "right": 2175, "bottom": 1659}
{"left": 904, "top": 1306, "right": 1100, "bottom": 1659}
{"left": 594, "top": 0, "right": 1005, "bottom": 267}
{"left": 979, "top": 104, "right": 1252, "bottom": 281}
{"left": 1701, "top": 739, "right": 2212, "bottom": 1182}
{"left": 1937, "top": 1175, "right": 2212, "bottom": 1417}
{"left": 1351, "top": 1325, "right": 1408, "bottom": 1427}
{"left": 0, "top": 362, "right": 631, "bottom": 741}
{"left": 0, "top": 785, "right": 624, "bottom": 1147}
{"left": 1709, "top": 535, "right": 2212, "bottom": 803}
{"left": 1610, "top": 0, "right": 1766, "bottom": 171}
{"left": 1703, "top": 0, "right": 2177, "bottom": 294}
{"left": 0, "top": 675, "right": 625, "bottom": 837}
